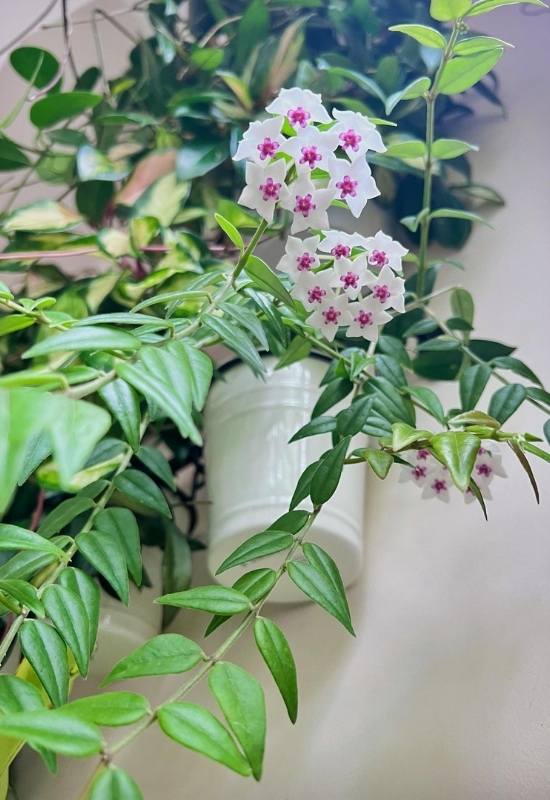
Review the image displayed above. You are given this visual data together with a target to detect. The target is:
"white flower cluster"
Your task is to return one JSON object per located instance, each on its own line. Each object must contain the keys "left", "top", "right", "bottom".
{"left": 399, "top": 446, "right": 507, "bottom": 504}
{"left": 234, "top": 87, "right": 408, "bottom": 342}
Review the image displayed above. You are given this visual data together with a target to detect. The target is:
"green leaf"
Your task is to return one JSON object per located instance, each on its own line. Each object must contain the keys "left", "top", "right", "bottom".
{"left": 362, "top": 448, "right": 394, "bottom": 479}
{"left": 430, "top": 0, "right": 472, "bottom": 20}
{"left": 386, "top": 140, "right": 426, "bottom": 159}
{"left": 24, "top": 326, "right": 140, "bottom": 358}
{"left": 430, "top": 431, "right": 480, "bottom": 491}
{"left": 0, "top": 579, "right": 44, "bottom": 617}
{"left": 168, "top": 340, "right": 212, "bottom": 411}
{"left": 99, "top": 380, "right": 141, "bottom": 452}
{"left": 10, "top": 47, "right": 59, "bottom": 89}
{"left": 403, "top": 386, "right": 446, "bottom": 424}
{"left": 2, "top": 200, "right": 81, "bottom": 233}
{"left": 62, "top": 692, "right": 150, "bottom": 726}
{"left": 290, "top": 416, "right": 337, "bottom": 442}
{"left": 30, "top": 92, "right": 102, "bottom": 129}
{"left": 321, "top": 66, "right": 386, "bottom": 103}
{"left": 439, "top": 49, "right": 504, "bottom": 95}
{"left": 312, "top": 378, "right": 353, "bottom": 418}
{"left": 219, "top": 303, "right": 269, "bottom": 350}
{"left": 0, "top": 316, "right": 35, "bottom": 336}
{"left": 89, "top": 767, "right": 143, "bottom": 800}
{"left": 451, "top": 287, "right": 475, "bottom": 325}
{"left": 216, "top": 531, "right": 293, "bottom": 574}
{"left": 0, "top": 135, "right": 30, "bottom": 171}
{"left": 113, "top": 469, "right": 171, "bottom": 519}
{"left": 454, "top": 35, "right": 513, "bottom": 55}
{"left": 0, "top": 675, "right": 44, "bottom": 714}
{"left": 389, "top": 24, "right": 446, "bottom": 48}
{"left": 310, "top": 437, "right": 350, "bottom": 506}
{"left": 0, "top": 710, "right": 102, "bottom": 757}
{"left": 287, "top": 543, "right": 354, "bottom": 634}
{"left": 336, "top": 396, "right": 374, "bottom": 436}
{"left": 136, "top": 445, "right": 175, "bottom": 491}
{"left": 77, "top": 145, "right": 129, "bottom": 182}
{"left": 491, "top": 356, "right": 542, "bottom": 386}
{"left": 38, "top": 496, "right": 95, "bottom": 539}
{"left": 42, "top": 585, "right": 90, "bottom": 677}
{"left": 76, "top": 529, "right": 129, "bottom": 605}
{"left": 276, "top": 336, "right": 311, "bottom": 369}
{"left": 526, "top": 386, "right": 550, "bottom": 406}
{"left": 254, "top": 617, "right": 297, "bottom": 723}
{"left": 488, "top": 383, "right": 527, "bottom": 423}
{"left": 385, "top": 77, "right": 431, "bottom": 115}
{"left": 391, "top": 422, "right": 432, "bottom": 451}
{"left": 459, "top": 363, "right": 491, "bottom": 410}
{"left": 366, "top": 377, "right": 416, "bottom": 426}
{"left": 48, "top": 395, "right": 111, "bottom": 488}
{"left": 215, "top": 213, "right": 243, "bottom": 250}
{"left": 508, "top": 440, "right": 539, "bottom": 503}
{"left": 467, "top": 0, "right": 547, "bottom": 15}
{"left": 19, "top": 620, "right": 69, "bottom": 707}
{"left": 205, "top": 570, "right": 277, "bottom": 637}
{"left": 0, "top": 524, "right": 63, "bottom": 557}
{"left": 157, "top": 702, "right": 252, "bottom": 776}
{"left": 190, "top": 47, "right": 224, "bottom": 71}
{"left": 244, "top": 255, "right": 294, "bottom": 308}
{"left": 544, "top": 419, "right": 550, "bottom": 446}
{"left": 155, "top": 586, "right": 252, "bottom": 616}
{"left": 95, "top": 508, "right": 142, "bottom": 586}
{"left": 375, "top": 353, "right": 407, "bottom": 386}
{"left": 209, "top": 662, "right": 266, "bottom": 780}
{"left": 289, "top": 461, "right": 319, "bottom": 511}
{"left": 162, "top": 523, "right": 192, "bottom": 628}
{"left": 176, "top": 140, "right": 227, "bottom": 180}
{"left": 102, "top": 634, "right": 203, "bottom": 685}
{"left": 203, "top": 315, "right": 265, "bottom": 376}
{"left": 58, "top": 568, "right": 100, "bottom": 654}
{"left": 523, "top": 441, "right": 550, "bottom": 464}
{"left": 433, "top": 138, "right": 478, "bottom": 159}
{"left": 429, "top": 208, "right": 491, "bottom": 226}
{"left": 235, "top": 0, "right": 269, "bottom": 70}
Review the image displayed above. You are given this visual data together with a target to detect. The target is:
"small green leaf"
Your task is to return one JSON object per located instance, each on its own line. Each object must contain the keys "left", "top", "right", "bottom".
{"left": 386, "top": 140, "right": 426, "bottom": 159}
{"left": 162, "top": 523, "right": 192, "bottom": 628}
{"left": 48, "top": 395, "right": 111, "bottom": 487}
{"left": 216, "top": 531, "right": 293, "bottom": 574}
{"left": 454, "top": 35, "right": 513, "bottom": 55}
{"left": 203, "top": 315, "right": 265, "bottom": 376}
{"left": 113, "top": 469, "right": 171, "bottom": 519}
{"left": 77, "top": 145, "right": 129, "bottom": 182}
{"left": 169, "top": 340, "right": 213, "bottom": 411}
{"left": 89, "top": 767, "right": 143, "bottom": 800}
{"left": 214, "top": 213, "right": 243, "bottom": 250}
{"left": 467, "top": 0, "right": 547, "bottom": 16}
{"left": 42, "top": 585, "right": 90, "bottom": 677}
{"left": 0, "top": 580, "right": 44, "bottom": 617}
{"left": 158, "top": 703, "right": 252, "bottom": 777}
{"left": 276, "top": 336, "right": 311, "bottom": 369}
{"left": 488, "top": 383, "right": 527, "bottom": 423}
{"left": 254, "top": 617, "right": 298, "bottom": 723}
{"left": 429, "top": 208, "right": 491, "bottom": 226}
{"left": 155, "top": 586, "right": 252, "bottom": 616}
{"left": 337, "top": 397, "right": 374, "bottom": 436}
{"left": 205, "top": 570, "right": 277, "bottom": 637}
{"left": 24, "top": 326, "right": 140, "bottom": 358}
{"left": 0, "top": 524, "right": 63, "bottom": 557}
{"left": 58, "top": 568, "right": 100, "bottom": 654}
{"left": 392, "top": 422, "right": 431, "bottom": 451}
{"left": 389, "top": 23, "right": 446, "bottom": 48}
{"left": 10, "top": 47, "right": 60, "bottom": 89}
{"left": 99, "top": 380, "right": 141, "bottom": 452}
{"left": 176, "top": 140, "right": 228, "bottom": 180}
{"left": 508, "top": 440, "right": 539, "bottom": 504}
{"left": 385, "top": 77, "right": 431, "bottom": 115}
{"left": 451, "top": 287, "right": 475, "bottom": 325}
{"left": 312, "top": 378, "right": 353, "bottom": 418}
{"left": 403, "top": 386, "right": 446, "bottom": 424}
{"left": 30, "top": 92, "right": 102, "bottom": 129}
{"left": 209, "top": 662, "right": 266, "bottom": 780}
{"left": 62, "top": 691, "right": 150, "bottom": 726}
{"left": 543, "top": 419, "right": 550, "bottom": 446}
{"left": 136, "top": 446, "right": 175, "bottom": 491}
{"left": 362, "top": 448, "right": 394, "bottom": 479}
{"left": 102, "top": 634, "right": 203, "bottom": 685}
{"left": 0, "top": 710, "right": 102, "bottom": 757}
{"left": 0, "top": 135, "right": 30, "bottom": 171}
{"left": 244, "top": 255, "right": 294, "bottom": 308}
{"left": 310, "top": 437, "right": 350, "bottom": 506}
{"left": 38, "top": 496, "right": 95, "bottom": 539}
{"left": 430, "top": 0, "right": 472, "bottom": 20}
{"left": 491, "top": 356, "right": 542, "bottom": 386}
{"left": 430, "top": 431, "right": 480, "bottom": 491}
{"left": 95, "top": 508, "right": 142, "bottom": 586}
{"left": 433, "top": 138, "right": 478, "bottom": 159}
{"left": 290, "top": 416, "right": 337, "bottom": 442}
{"left": 76, "top": 529, "right": 129, "bottom": 605}
{"left": 219, "top": 303, "right": 269, "bottom": 350}
{"left": 19, "top": 620, "right": 69, "bottom": 707}
{"left": 459, "top": 363, "right": 491, "bottom": 410}
{"left": 289, "top": 461, "right": 319, "bottom": 511}
{"left": 439, "top": 49, "right": 504, "bottom": 95}
{"left": 522, "top": 441, "right": 550, "bottom": 464}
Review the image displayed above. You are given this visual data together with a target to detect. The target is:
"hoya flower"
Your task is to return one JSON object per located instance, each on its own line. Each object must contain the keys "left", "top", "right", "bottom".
{"left": 331, "top": 109, "right": 386, "bottom": 161}
{"left": 308, "top": 294, "right": 352, "bottom": 342}
{"left": 399, "top": 462, "right": 430, "bottom": 487}
{"left": 473, "top": 446, "right": 507, "bottom": 486}
{"left": 282, "top": 126, "right": 338, "bottom": 171}
{"left": 464, "top": 483, "right": 493, "bottom": 504}
{"left": 365, "top": 264, "right": 406, "bottom": 313}
{"left": 328, "top": 157, "right": 380, "bottom": 218}
{"left": 232, "top": 117, "right": 285, "bottom": 164}
{"left": 364, "top": 230, "right": 408, "bottom": 272}
{"left": 318, "top": 230, "right": 369, "bottom": 259}
{"left": 279, "top": 171, "right": 335, "bottom": 234}
{"left": 238, "top": 159, "right": 288, "bottom": 223}
{"left": 291, "top": 268, "right": 334, "bottom": 310}
{"left": 330, "top": 255, "right": 367, "bottom": 299}
{"left": 276, "top": 235, "right": 320, "bottom": 277}
{"left": 422, "top": 469, "right": 451, "bottom": 503}
{"left": 346, "top": 296, "right": 391, "bottom": 342}
{"left": 266, "top": 87, "right": 331, "bottom": 128}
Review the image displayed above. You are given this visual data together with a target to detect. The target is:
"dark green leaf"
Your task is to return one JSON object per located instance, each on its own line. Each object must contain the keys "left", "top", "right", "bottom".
{"left": 459, "top": 363, "right": 491, "bottom": 410}
{"left": 19, "top": 620, "right": 69, "bottom": 707}
{"left": 491, "top": 356, "right": 542, "bottom": 386}
{"left": 310, "top": 436, "right": 350, "bottom": 506}
{"left": 544, "top": 419, "right": 550, "bottom": 446}
{"left": 235, "top": 0, "right": 269, "bottom": 70}
{"left": 508, "top": 440, "right": 539, "bottom": 504}
{"left": 312, "top": 378, "right": 353, "bottom": 418}
{"left": 254, "top": 617, "right": 297, "bottom": 723}
{"left": 76, "top": 529, "right": 129, "bottom": 605}
{"left": 95, "top": 508, "right": 142, "bottom": 586}
{"left": 176, "top": 140, "right": 227, "bottom": 180}
{"left": 203, "top": 315, "right": 264, "bottom": 376}
{"left": 0, "top": 135, "right": 31, "bottom": 171}
{"left": 58, "top": 568, "right": 100, "bottom": 654}
{"left": 375, "top": 354, "right": 406, "bottom": 387}
{"left": 113, "top": 469, "right": 171, "bottom": 519}
{"left": 244, "top": 255, "right": 294, "bottom": 308}
{"left": 0, "top": 524, "right": 63, "bottom": 557}
{"left": 289, "top": 461, "right": 319, "bottom": 511}
{"left": 430, "top": 431, "right": 480, "bottom": 491}
{"left": 205, "top": 570, "right": 277, "bottom": 638}
{"left": 488, "top": 383, "right": 527, "bottom": 423}
{"left": 10, "top": 47, "right": 59, "bottom": 88}
{"left": 102, "top": 634, "right": 203, "bottom": 685}
{"left": 89, "top": 767, "right": 143, "bottom": 800}
{"left": 403, "top": 386, "right": 446, "bottom": 424}
{"left": 216, "top": 531, "right": 293, "bottom": 574}
{"left": 219, "top": 303, "right": 269, "bottom": 349}
{"left": 162, "top": 523, "right": 192, "bottom": 628}
{"left": 99, "top": 380, "right": 141, "bottom": 452}
{"left": 276, "top": 336, "right": 311, "bottom": 369}
{"left": 38, "top": 496, "right": 95, "bottom": 539}
{"left": 136, "top": 446, "right": 175, "bottom": 491}
{"left": 290, "top": 416, "right": 337, "bottom": 442}
{"left": 155, "top": 586, "right": 252, "bottom": 615}
{"left": 42, "top": 585, "right": 90, "bottom": 677}
{"left": 0, "top": 710, "right": 102, "bottom": 757}
{"left": 0, "top": 580, "right": 44, "bottom": 617}
{"left": 30, "top": 92, "right": 102, "bottom": 129}
{"left": 62, "top": 691, "right": 150, "bottom": 726}
{"left": 451, "top": 287, "right": 475, "bottom": 325}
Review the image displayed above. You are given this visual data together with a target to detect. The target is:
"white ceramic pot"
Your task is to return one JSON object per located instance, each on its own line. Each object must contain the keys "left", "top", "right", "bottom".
{"left": 204, "top": 356, "right": 367, "bottom": 603}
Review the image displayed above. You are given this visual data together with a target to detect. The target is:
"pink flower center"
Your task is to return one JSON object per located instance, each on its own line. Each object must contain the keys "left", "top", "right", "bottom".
{"left": 432, "top": 478, "right": 447, "bottom": 494}
{"left": 336, "top": 175, "right": 358, "bottom": 199}
{"left": 412, "top": 465, "right": 427, "bottom": 481}
{"left": 296, "top": 252, "right": 315, "bottom": 271}
{"left": 372, "top": 284, "right": 391, "bottom": 303}
{"left": 294, "top": 193, "right": 316, "bottom": 217}
{"left": 331, "top": 244, "right": 351, "bottom": 259}
{"left": 478, "top": 447, "right": 487, "bottom": 455}
{"left": 355, "top": 309, "right": 373, "bottom": 328}
{"left": 476, "top": 463, "right": 492, "bottom": 477}
{"left": 259, "top": 177, "right": 282, "bottom": 201}
{"left": 322, "top": 306, "right": 341, "bottom": 325}
{"left": 300, "top": 146, "right": 322, "bottom": 168}
{"left": 340, "top": 271, "right": 359, "bottom": 289}
{"left": 288, "top": 106, "right": 310, "bottom": 128}
{"left": 369, "top": 249, "right": 389, "bottom": 268}
{"left": 417, "top": 449, "right": 430, "bottom": 461}
{"left": 307, "top": 286, "right": 326, "bottom": 304}
{"left": 257, "top": 137, "right": 280, "bottom": 160}
{"left": 339, "top": 129, "right": 362, "bottom": 152}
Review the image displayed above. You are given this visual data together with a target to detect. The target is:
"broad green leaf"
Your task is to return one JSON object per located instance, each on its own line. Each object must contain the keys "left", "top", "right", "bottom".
{"left": 439, "top": 49, "right": 504, "bottom": 95}
{"left": 19, "top": 620, "right": 69, "bottom": 707}
{"left": 136, "top": 445, "right": 175, "bottom": 491}
{"left": 244, "top": 255, "right": 294, "bottom": 308}
{"left": 155, "top": 586, "right": 252, "bottom": 616}
{"left": 289, "top": 461, "right": 319, "bottom": 511}
{"left": 89, "top": 767, "right": 143, "bottom": 800}
{"left": 451, "top": 287, "right": 475, "bottom": 325}
{"left": 58, "top": 568, "right": 100, "bottom": 654}
{"left": 0, "top": 524, "right": 63, "bottom": 557}
{"left": 99, "top": 380, "right": 141, "bottom": 452}
{"left": 386, "top": 140, "right": 426, "bottom": 159}
{"left": 385, "top": 77, "right": 431, "bottom": 115}
{"left": 430, "top": 431, "right": 480, "bottom": 491}
{"left": 362, "top": 448, "right": 394, "bottom": 479}
{"left": 391, "top": 422, "right": 432, "bottom": 451}
{"left": 269, "top": 510, "right": 310, "bottom": 535}
{"left": 433, "top": 138, "right": 478, "bottom": 159}
{"left": 430, "top": 0, "right": 472, "bottom": 19}
{"left": 42, "top": 585, "right": 90, "bottom": 677}
{"left": 10, "top": 47, "right": 59, "bottom": 89}
{"left": 176, "top": 140, "right": 227, "bottom": 180}
{"left": 0, "top": 675, "right": 44, "bottom": 714}
{"left": 77, "top": 145, "right": 129, "bottom": 181}
{"left": 389, "top": 23, "right": 446, "bottom": 48}
{"left": 254, "top": 617, "right": 298, "bottom": 723}
{"left": 38, "top": 496, "right": 95, "bottom": 539}
{"left": 203, "top": 315, "right": 265, "bottom": 376}
{"left": 76, "top": 529, "right": 129, "bottom": 605}
{"left": 454, "top": 35, "right": 513, "bottom": 55}
{"left": 403, "top": 386, "right": 446, "bottom": 424}
{"left": 95, "top": 508, "right": 142, "bottom": 586}
{"left": 449, "top": 410, "right": 500, "bottom": 429}
{"left": 205, "top": 569, "right": 277, "bottom": 637}
{"left": 310, "top": 437, "right": 350, "bottom": 506}
{"left": 459, "top": 363, "right": 491, "bottom": 410}
{"left": 375, "top": 352, "right": 408, "bottom": 385}
{"left": 235, "top": 0, "right": 269, "bottom": 69}
{"left": 157, "top": 703, "right": 252, "bottom": 776}
{"left": 214, "top": 213, "right": 243, "bottom": 250}
{"left": 0, "top": 580, "right": 44, "bottom": 617}
{"left": 113, "top": 469, "right": 171, "bottom": 519}
{"left": 209, "top": 662, "right": 266, "bottom": 780}
{"left": 488, "top": 383, "right": 527, "bottom": 423}
{"left": 62, "top": 692, "right": 150, "bottom": 726}
{"left": 290, "top": 416, "right": 337, "bottom": 442}
{"left": 2, "top": 200, "right": 81, "bottom": 233}
{"left": 287, "top": 543, "right": 354, "bottom": 634}
{"left": 467, "top": 0, "right": 547, "bottom": 15}
{"left": 48, "top": 395, "right": 111, "bottom": 487}
{"left": 24, "top": 326, "right": 140, "bottom": 358}
{"left": 0, "top": 710, "right": 102, "bottom": 757}
{"left": 0, "top": 551, "right": 56, "bottom": 583}
{"left": 216, "top": 531, "right": 293, "bottom": 574}
{"left": 491, "top": 356, "right": 542, "bottom": 386}
{"left": 30, "top": 92, "right": 102, "bottom": 129}
{"left": 0, "top": 316, "right": 34, "bottom": 336}
{"left": 366, "top": 377, "right": 416, "bottom": 426}
{"left": 102, "top": 634, "right": 204, "bottom": 685}
{"left": 312, "top": 378, "right": 353, "bottom": 418}
{"left": 190, "top": 47, "right": 224, "bottom": 71}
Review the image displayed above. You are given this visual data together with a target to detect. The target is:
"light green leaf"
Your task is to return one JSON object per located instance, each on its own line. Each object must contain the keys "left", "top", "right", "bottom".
{"left": 429, "top": 207, "right": 492, "bottom": 226}
{"left": 95, "top": 508, "right": 142, "bottom": 586}
{"left": 19, "top": 620, "right": 69, "bottom": 707}
{"left": 89, "top": 767, "right": 143, "bottom": 800}
{"left": 2, "top": 200, "right": 81, "bottom": 234}
{"left": 58, "top": 568, "right": 100, "bottom": 654}
{"left": 24, "top": 326, "right": 141, "bottom": 358}
{"left": 38, "top": 496, "right": 95, "bottom": 539}
{"left": 155, "top": 586, "right": 252, "bottom": 616}
{"left": 362, "top": 448, "right": 394, "bottom": 479}
{"left": 439, "top": 49, "right": 504, "bottom": 95}
{"left": 523, "top": 440, "right": 550, "bottom": 464}
{"left": 0, "top": 675, "right": 44, "bottom": 714}
{"left": 386, "top": 140, "right": 426, "bottom": 159}
{"left": 77, "top": 145, "right": 129, "bottom": 182}
{"left": 216, "top": 531, "right": 293, "bottom": 574}
{"left": 76, "top": 529, "right": 129, "bottom": 605}
{"left": 48, "top": 395, "right": 111, "bottom": 487}
{"left": 310, "top": 437, "right": 350, "bottom": 506}
{"left": 430, "top": 431, "right": 480, "bottom": 491}
{"left": 0, "top": 579, "right": 44, "bottom": 617}
{"left": 0, "top": 710, "right": 102, "bottom": 757}
{"left": 113, "top": 469, "right": 171, "bottom": 519}
{"left": 385, "top": 77, "right": 431, "bottom": 115}
{"left": 488, "top": 383, "right": 527, "bottom": 423}
{"left": 214, "top": 213, "right": 243, "bottom": 250}
{"left": 389, "top": 24, "right": 446, "bottom": 48}
{"left": 467, "top": 0, "right": 547, "bottom": 15}
{"left": 205, "top": 569, "right": 277, "bottom": 637}
{"left": 99, "top": 379, "right": 141, "bottom": 452}
{"left": 30, "top": 92, "right": 102, "bottom": 129}
{"left": 432, "top": 138, "right": 478, "bottom": 159}
{"left": 244, "top": 255, "right": 294, "bottom": 307}
{"left": 0, "top": 524, "right": 63, "bottom": 557}
{"left": 62, "top": 691, "right": 150, "bottom": 726}
{"left": 43, "top": 585, "right": 90, "bottom": 676}
{"left": 459, "top": 363, "right": 491, "bottom": 410}
{"left": 158, "top": 702, "right": 252, "bottom": 776}
{"left": 430, "top": 0, "right": 472, "bottom": 19}
{"left": 203, "top": 315, "right": 265, "bottom": 376}
{"left": 0, "top": 316, "right": 35, "bottom": 336}
{"left": 391, "top": 422, "right": 432, "bottom": 451}
{"left": 454, "top": 35, "right": 513, "bottom": 55}
{"left": 254, "top": 617, "right": 298, "bottom": 723}
{"left": 102, "top": 634, "right": 204, "bottom": 685}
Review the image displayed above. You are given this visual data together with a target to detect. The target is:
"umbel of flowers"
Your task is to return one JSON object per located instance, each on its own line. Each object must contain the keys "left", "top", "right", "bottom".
{"left": 234, "top": 87, "right": 408, "bottom": 344}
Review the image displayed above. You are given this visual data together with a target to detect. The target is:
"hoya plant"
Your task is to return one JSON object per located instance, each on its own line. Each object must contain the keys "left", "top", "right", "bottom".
{"left": 0, "top": 0, "right": 549, "bottom": 797}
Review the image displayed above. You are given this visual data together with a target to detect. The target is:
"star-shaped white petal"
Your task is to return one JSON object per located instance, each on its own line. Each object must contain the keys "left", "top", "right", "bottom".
{"left": 365, "top": 264, "right": 405, "bottom": 313}
{"left": 266, "top": 87, "right": 331, "bottom": 128}
{"left": 318, "top": 229, "right": 370, "bottom": 258}
{"left": 276, "top": 234, "right": 320, "bottom": 277}
{"left": 363, "top": 230, "right": 408, "bottom": 272}
{"left": 282, "top": 127, "right": 338, "bottom": 171}
{"left": 308, "top": 293, "right": 352, "bottom": 342}
{"left": 329, "top": 256, "right": 367, "bottom": 299}
{"left": 279, "top": 171, "right": 335, "bottom": 233}
{"left": 233, "top": 117, "right": 285, "bottom": 164}
{"left": 331, "top": 109, "right": 386, "bottom": 161}
{"left": 328, "top": 156, "right": 380, "bottom": 218}
{"left": 291, "top": 268, "right": 335, "bottom": 310}
{"left": 346, "top": 296, "right": 391, "bottom": 341}
{"left": 238, "top": 159, "right": 288, "bottom": 223}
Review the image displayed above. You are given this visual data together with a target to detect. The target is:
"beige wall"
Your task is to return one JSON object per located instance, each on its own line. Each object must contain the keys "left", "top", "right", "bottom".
{"left": 6, "top": 3, "right": 550, "bottom": 798}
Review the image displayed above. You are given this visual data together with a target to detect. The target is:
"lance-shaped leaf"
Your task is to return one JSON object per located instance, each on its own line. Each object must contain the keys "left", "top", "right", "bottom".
{"left": 310, "top": 436, "right": 350, "bottom": 506}
{"left": 95, "top": 507, "right": 142, "bottom": 586}
{"left": 19, "top": 620, "right": 69, "bottom": 707}
{"left": 0, "top": 710, "right": 102, "bottom": 757}
{"left": 38, "top": 496, "right": 95, "bottom": 539}
{"left": 205, "top": 569, "right": 277, "bottom": 638}
{"left": 467, "top": 0, "right": 547, "bottom": 15}
{"left": 155, "top": 586, "right": 252, "bottom": 616}
{"left": 439, "top": 49, "right": 504, "bottom": 95}
{"left": 214, "top": 213, "right": 243, "bottom": 249}
{"left": 488, "top": 383, "right": 527, "bottom": 423}
{"left": 508, "top": 440, "right": 539, "bottom": 504}
{"left": 312, "top": 378, "right": 353, "bottom": 417}
{"left": 99, "top": 379, "right": 141, "bottom": 452}
{"left": 162, "top": 523, "right": 192, "bottom": 628}
{"left": 76, "top": 529, "right": 129, "bottom": 605}
{"left": 244, "top": 255, "right": 294, "bottom": 308}
{"left": 203, "top": 315, "right": 265, "bottom": 377}
{"left": 136, "top": 445, "right": 176, "bottom": 491}
{"left": 62, "top": 692, "right": 150, "bottom": 726}
{"left": 113, "top": 469, "right": 171, "bottom": 519}
{"left": 158, "top": 702, "right": 252, "bottom": 776}
{"left": 287, "top": 543, "right": 354, "bottom": 634}
{"left": 58, "top": 568, "right": 100, "bottom": 654}
{"left": 337, "top": 396, "right": 373, "bottom": 436}
{"left": 24, "top": 326, "right": 140, "bottom": 358}
{"left": 389, "top": 23, "right": 446, "bottom": 48}
{"left": 0, "top": 524, "right": 63, "bottom": 557}
{"left": 254, "top": 617, "right": 298, "bottom": 723}
{"left": 89, "top": 767, "right": 143, "bottom": 800}
{"left": 42, "top": 585, "right": 90, "bottom": 677}
{"left": 0, "top": 675, "right": 44, "bottom": 714}
{"left": 209, "top": 662, "right": 266, "bottom": 780}
{"left": 102, "top": 633, "right": 204, "bottom": 686}
{"left": 289, "top": 461, "right": 319, "bottom": 511}
{"left": 216, "top": 530, "right": 293, "bottom": 575}
{"left": 430, "top": 431, "right": 480, "bottom": 491}
{"left": 459, "top": 363, "right": 491, "bottom": 410}
{"left": 167, "top": 340, "right": 213, "bottom": 411}
{"left": 0, "top": 580, "right": 44, "bottom": 616}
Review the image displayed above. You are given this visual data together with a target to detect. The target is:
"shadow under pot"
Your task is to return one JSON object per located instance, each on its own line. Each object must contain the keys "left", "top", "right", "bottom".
{"left": 203, "top": 356, "right": 367, "bottom": 603}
